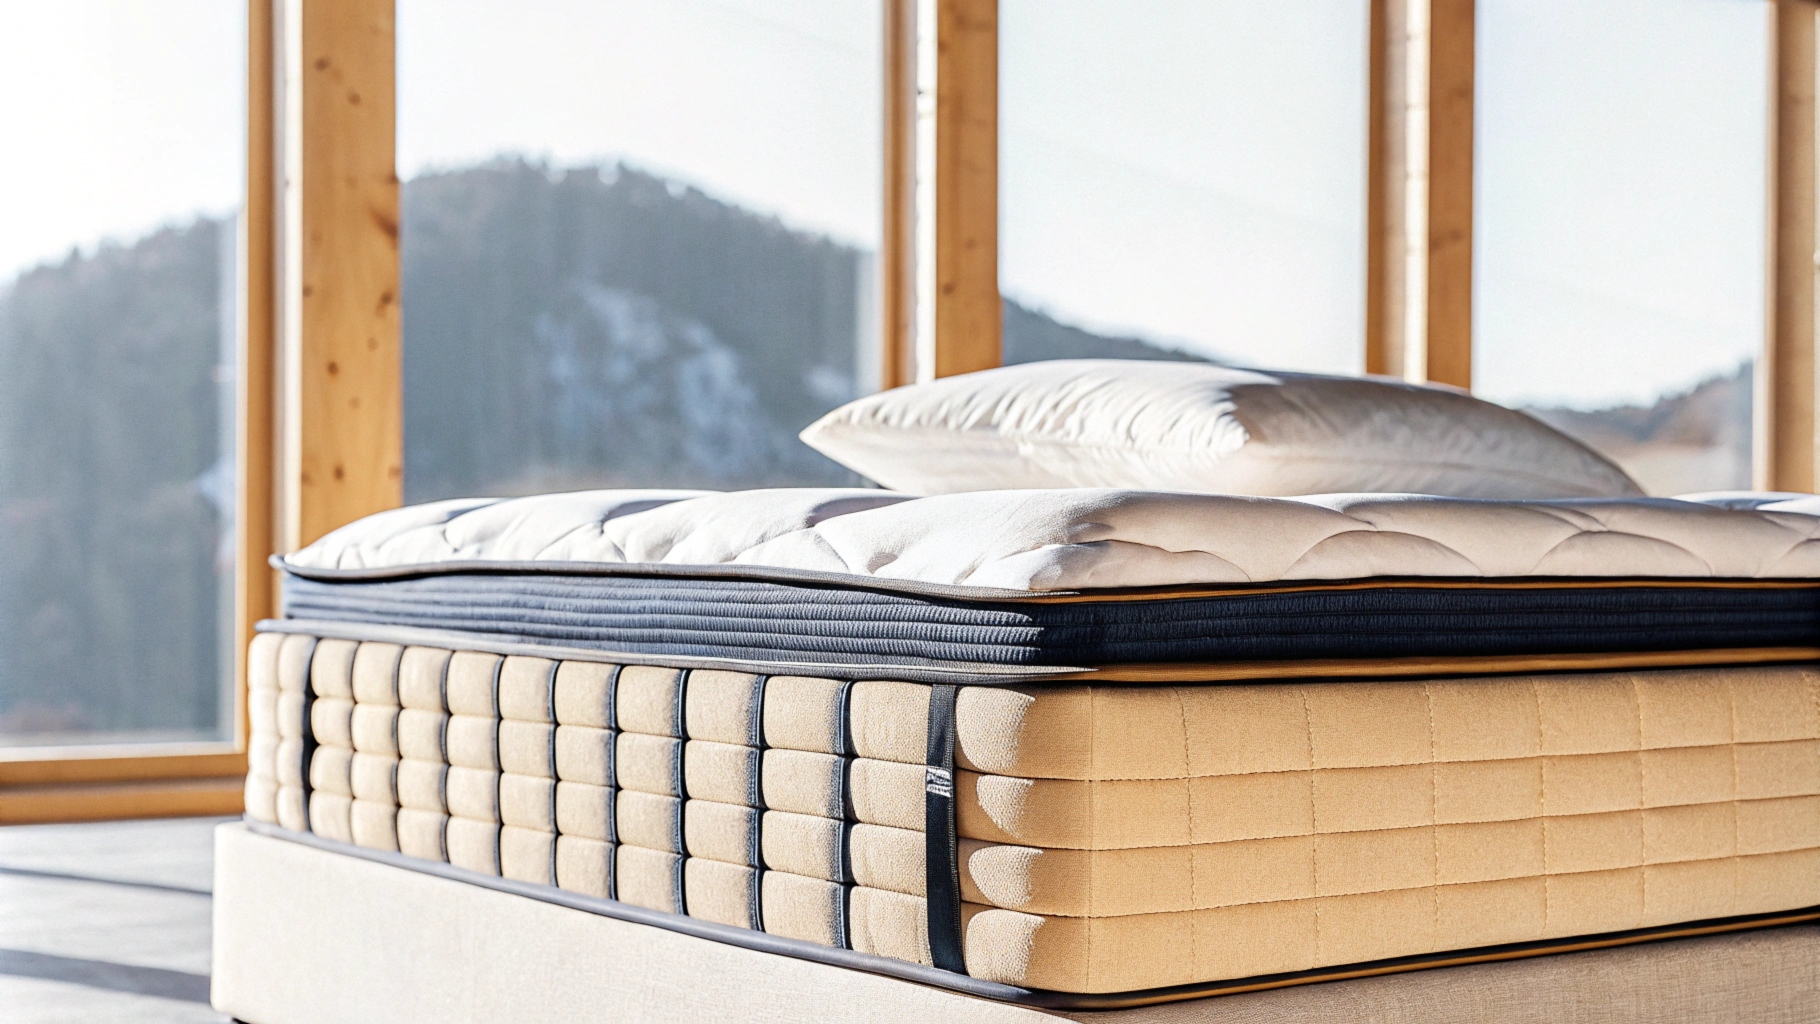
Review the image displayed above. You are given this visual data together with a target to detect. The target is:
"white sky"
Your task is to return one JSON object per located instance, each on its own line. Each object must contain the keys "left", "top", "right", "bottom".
{"left": 397, "top": 0, "right": 883, "bottom": 248}
{"left": 1000, "top": 0, "right": 1368, "bottom": 375}
{"left": 1474, "top": 0, "right": 1768, "bottom": 408}
{"left": 0, "top": 0, "right": 244, "bottom": 283}
{"left": 0, "top": 0, "right": 1772, "bottom": 410}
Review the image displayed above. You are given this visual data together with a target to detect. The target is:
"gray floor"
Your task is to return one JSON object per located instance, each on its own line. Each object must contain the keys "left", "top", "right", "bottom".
{"left": 0, "top": 816, "right": 229, "bottom": 1023}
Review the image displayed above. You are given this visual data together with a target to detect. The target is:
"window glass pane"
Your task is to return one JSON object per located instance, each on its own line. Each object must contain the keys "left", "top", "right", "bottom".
{"left": 398, "top": 0, "right": 882, "bottom": 502}
{"left": 1475, "top": 0, "right": 1767, "bottom": 494}
{"left": 999, "top": 1, "right": 1367, "bottom": 371}
{"left": 0, "top": 1, "right": 242, "bottom": 747}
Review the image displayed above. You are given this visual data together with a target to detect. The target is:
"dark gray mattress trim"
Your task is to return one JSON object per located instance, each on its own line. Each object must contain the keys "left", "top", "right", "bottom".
{"left": 243, "top": 820, "right": 1820, "bottom": 1010}
{"left": 258, "top": 618, "right": 1079, "bottom": 684}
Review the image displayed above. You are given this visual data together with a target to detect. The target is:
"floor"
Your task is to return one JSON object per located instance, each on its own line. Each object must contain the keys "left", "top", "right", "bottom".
{"left": 0, "top": 816, "right": 229, "bottom": 1023}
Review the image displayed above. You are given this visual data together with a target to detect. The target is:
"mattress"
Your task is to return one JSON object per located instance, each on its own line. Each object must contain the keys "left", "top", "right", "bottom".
{"left": 244, "top": 487, "right": 1820, "bottom": 1002}
{"left": 243, "top": 629, "right": 1820, "bottom": 999}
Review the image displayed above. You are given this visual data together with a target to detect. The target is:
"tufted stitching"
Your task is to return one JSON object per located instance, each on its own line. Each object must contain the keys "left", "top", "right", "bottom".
{"left": 292, "top": 490, "right": 1820, "bottom": 589}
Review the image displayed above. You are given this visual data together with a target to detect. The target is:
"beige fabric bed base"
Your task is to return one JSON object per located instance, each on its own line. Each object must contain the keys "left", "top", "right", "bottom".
{"left": 214, "top": 822, "right": 1820, "bottom": 1023}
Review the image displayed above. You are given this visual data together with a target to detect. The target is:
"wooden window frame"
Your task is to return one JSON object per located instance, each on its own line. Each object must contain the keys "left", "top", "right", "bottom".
{"left": 1, "top": 0, "right": 402, "bottom": 825}
{"left": 10, "top": 0, "right": 1813, "bottom": 825}
{"left": 1366, "top": 0, "right": 1475, "bottom": 389}
{"left": 1763, "top": 0, "right": 1820, "bottom": 491}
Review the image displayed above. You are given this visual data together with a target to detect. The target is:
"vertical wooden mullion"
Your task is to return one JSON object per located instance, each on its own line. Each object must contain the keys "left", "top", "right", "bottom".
{"left": 275, "top": 0, "right": 402, "bottom": 550}
{"left": 1366, "top": 0, "right": 1408, "bottom": 380}
{"left": 235, "top": 0, "right": 278, "bottom": 750}
{"left": 881, "top": 0, "right": 918, "bottom": 390}
{"left": 930, "top": 0, "right": 1000, "bottom": 379}
{"left": 901, "top": 0, "right": 999, "bottom": 383}
{"left": 1366, "top": 0, "right": 1474, "bottom": 390}
{"left": 1761, "top": 0, "right": 1819, "bottom": 492}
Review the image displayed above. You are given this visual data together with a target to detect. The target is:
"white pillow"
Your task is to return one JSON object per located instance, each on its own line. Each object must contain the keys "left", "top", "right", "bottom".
{"left": 800, "top": 360, "right": 1643, "bottom": 499}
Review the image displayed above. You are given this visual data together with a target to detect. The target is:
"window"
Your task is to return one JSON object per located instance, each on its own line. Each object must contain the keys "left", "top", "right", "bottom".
{"left": 1474, "top": 0, "right": 1769, "bottom": 494}
{"left": 396, "top": 0, "right": 883, "bottom": 502}
{"left": 998, "top": 0, "right": 1368, "bottom": 372}
{"left": 0, "top": 1, "right": 243, "bottom": 747}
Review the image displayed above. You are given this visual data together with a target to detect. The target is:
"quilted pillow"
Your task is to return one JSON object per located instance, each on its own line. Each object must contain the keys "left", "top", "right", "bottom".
{"left": 799, "top": 359, "right": 1643, "bottom": 499}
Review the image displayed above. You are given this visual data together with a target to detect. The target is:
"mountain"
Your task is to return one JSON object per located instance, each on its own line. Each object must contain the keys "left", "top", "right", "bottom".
{"left": 403, "top": 161, "right": 867, "bottom": 498}
{"left": 1523, "top": 364, "right": 1752, "bottom": 495}
{"left": 1004, "top": 300, "right": 1209, "bottom": 365}
{"left": 0, "top": 221, "right": 232, "bottom": 740}
{"left": 400, "top": 159, "right": 1202, "bottom": 502}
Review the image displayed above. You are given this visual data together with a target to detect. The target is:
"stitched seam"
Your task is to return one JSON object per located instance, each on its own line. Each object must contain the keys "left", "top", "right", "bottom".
{"left": 1727, "top": 672, "right": 1741, "bottom": 913}
{"left": 1533, "top": 678, "right": 1550, "bottom": 933}
{"left": 1174, "top": 685, "right": 1198, "bottom": 981}
{"left": 1424, "top": 681, "right": 1440, "bottom": 944}
{"left": 1084, "top": 685, "right": 1097, "bottom": 991}
{"left": 1631, "top": 674, "right": 1647, "bottom": 923}
{"left": 1299, "top": 685, "right": 1321, "bottom": 960}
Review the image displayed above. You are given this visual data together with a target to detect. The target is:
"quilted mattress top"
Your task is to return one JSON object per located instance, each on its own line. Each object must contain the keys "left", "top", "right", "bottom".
{"left": 282, "top": 487, "right": 1820, "bottom": 593}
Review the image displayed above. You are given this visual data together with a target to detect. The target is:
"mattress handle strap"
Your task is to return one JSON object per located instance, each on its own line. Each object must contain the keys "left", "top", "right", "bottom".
{"left": 924, "top": 683, "right": 965, "bottom": 974}
{"left": 749, "top": 674, "right": 768, "bottom": 934}
{"left": 674, "top": 669, "right": 691, "bottom": 917}
{"left": 297, "top": 636, "right": 320, "bottom": 835}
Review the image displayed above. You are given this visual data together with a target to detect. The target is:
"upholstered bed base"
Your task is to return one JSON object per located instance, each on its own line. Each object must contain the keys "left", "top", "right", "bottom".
{"left": 242, "top": 627, "right": 1820, "bottom": 1001}
{"left": 212, "top": 822, "right": 1820, "bottom": 1023}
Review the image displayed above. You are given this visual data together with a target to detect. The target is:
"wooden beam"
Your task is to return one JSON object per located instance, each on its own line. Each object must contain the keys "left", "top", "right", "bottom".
{"left": 914, "top": 0, "right": 1000, "bottom": 381}
{"left": 1762, "top": 0, "right": 1820, "bottom": 492}
{"left": 237, "top": 0, "right": 278, "bottom": 752}
{"left": 277, "top": 0, "right": 402, "bottom": 550}
{"left": 881, "top": 0, "right": 918, "bottom": 390}
{"left": 1366, "top": 0, "right": 1475, "bottom": 390}
{"left": 0, "top": 777, "right": 245, "bottom": 826}
{"left": 0, "top": 748, "right": 244, "bottom": 787}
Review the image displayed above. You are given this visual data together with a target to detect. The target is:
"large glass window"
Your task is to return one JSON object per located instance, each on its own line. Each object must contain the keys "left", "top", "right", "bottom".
{"left": 998, "top": 1, "right": 1368, "bottom": 371}
{"left": 0, "top": 1, "right": 243, "bottom": 747}
{"left": 397, "top": 0, "right": 883, "bottom": 502}
{"left": 1475, "top": 0, "right": 1768, "bottom": 494}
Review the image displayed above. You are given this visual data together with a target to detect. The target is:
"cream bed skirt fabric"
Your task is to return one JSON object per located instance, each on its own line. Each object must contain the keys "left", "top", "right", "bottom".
{"left": 212, "top": 822, "right": 1820, "bottom": 1023}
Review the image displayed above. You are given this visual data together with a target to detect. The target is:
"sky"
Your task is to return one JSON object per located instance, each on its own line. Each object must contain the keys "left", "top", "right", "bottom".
{"left": 0, "top": 0, "right": 244, "bottom": 283}
{"left": 999, "top": 0, "right": 1368, "bottom": 376}
{"left": 0, "top": 0, "right": 1772, "bottom": 410}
